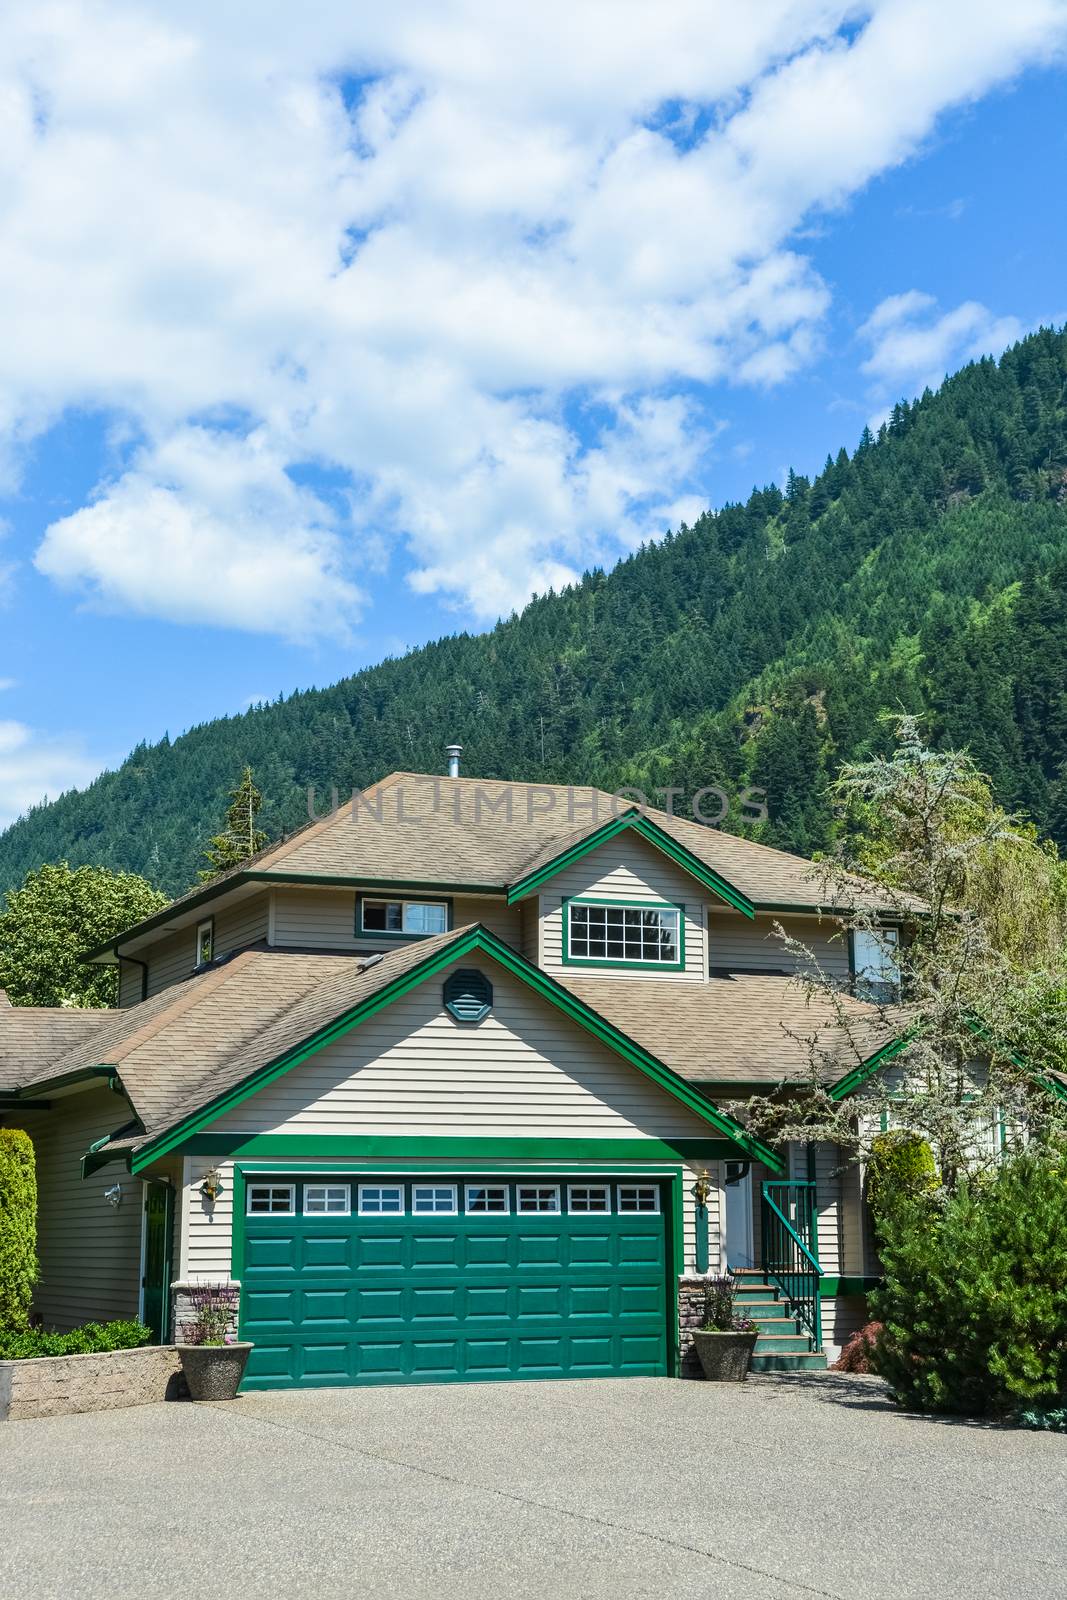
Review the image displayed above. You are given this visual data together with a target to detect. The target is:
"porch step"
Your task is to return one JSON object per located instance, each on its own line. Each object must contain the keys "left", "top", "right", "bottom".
{"left": 750, "top": 1351, "right": 829, "bottom": 1373}
{"left": 731, "top": 1268, "right": 828, "bottom": 1372}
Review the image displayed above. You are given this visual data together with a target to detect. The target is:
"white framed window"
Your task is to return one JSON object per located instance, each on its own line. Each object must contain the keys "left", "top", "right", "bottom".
{"left": 516, "top": 1185, "right": 560, "bottom": 1214}
{"left": 465, "top": 1184, "right": 509, "bottom": 1214}
{"left": 246, "top": 1183, "right": 295, "bottom": 1216}
{"left": 359, "top": 898, "right": 449, "bottom": 937}
{"left": 852, "top": 927, "right": 901, "bottom": 994}
{"left": 568, "top": 1184, "right": 611, "bottom": 1213}
{"left": 303, "top": 1184, "right": 350, "bottom": 1215}
{"left": 195, "top": 917, "right": 214, "bottom": 967}
{"left": 617, "top": 1184, "right": 660, "bottom": 1214}
{"left": 357, "top": 1184, "right": 404, "bottom": 1215}
{"left": 566, "top": 901, "right": 681, "bottom": 966}
{"left": 413, "top": 1184, "right": 458, "bottom": 1215}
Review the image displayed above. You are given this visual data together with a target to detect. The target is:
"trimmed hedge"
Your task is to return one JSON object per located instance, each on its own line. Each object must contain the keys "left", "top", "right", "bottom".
{"left": 0, "top": 1128, "right": 38, "bottom": 1331}
{"left": 0, "top": 1319, "right": 152, "bottom": 1361}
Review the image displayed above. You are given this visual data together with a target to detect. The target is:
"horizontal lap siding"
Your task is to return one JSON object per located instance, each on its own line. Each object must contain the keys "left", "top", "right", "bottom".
{"left": 118, "top": 961, "right": 144, "bottom": 1008}
{"left": 210, "top": 961, "right": 714, "bottom": 1140}
{"left": 540, "top": 836, "right": 707, "bottom": 982}
{"left": 19, "top": 1088, "right": 142, "bottom": 1331}
{"left": 181, "top": 1156, "right": 236, "bottom": 1282}
{"left": 144, "top": 894, "right": 270, "bottom": 998}
{"left": 270, "top": 888, "right": 520, "bottom": 951}
{"left": 708, "top": 911, "right": 850, "bottom": 977}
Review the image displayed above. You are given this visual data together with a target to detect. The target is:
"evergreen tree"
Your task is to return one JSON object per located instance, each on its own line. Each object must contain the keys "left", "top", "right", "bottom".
{"left": 198, "top": 767, "right": 270, "bottom": 882}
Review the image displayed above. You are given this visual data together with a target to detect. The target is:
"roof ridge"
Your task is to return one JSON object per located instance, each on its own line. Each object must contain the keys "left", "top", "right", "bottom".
{"left": 259, "top": 770, "right": 407, "bottom": 870}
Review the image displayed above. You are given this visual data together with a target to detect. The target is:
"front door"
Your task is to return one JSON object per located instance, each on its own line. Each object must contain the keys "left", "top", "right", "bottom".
{"left": 724, "top": 1162, "right": 754, "bottom": 1269}
{"left": 141, "top": 1182, "right": 174, "bottom": 1343}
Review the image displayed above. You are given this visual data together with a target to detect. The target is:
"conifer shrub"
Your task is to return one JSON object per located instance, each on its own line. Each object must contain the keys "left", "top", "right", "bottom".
{"left": 0, "top": 1128, "right": 38, "bottom": 1332}
{"left": 871, "top": 1150, "right": 1067, "bottom": 1416}
{"left": 866, "top": 1131, "right": 939, "bottom": 1226}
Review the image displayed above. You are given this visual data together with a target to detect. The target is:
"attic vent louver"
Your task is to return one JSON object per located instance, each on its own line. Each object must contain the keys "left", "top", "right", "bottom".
{"left": 443, "top": 968, "right": 493, "bottom": 1024}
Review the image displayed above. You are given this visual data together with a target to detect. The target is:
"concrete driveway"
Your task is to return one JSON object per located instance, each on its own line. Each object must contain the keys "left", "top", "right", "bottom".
{"left": 1, "top": 1372, "right": 1063, "bottom": 1600}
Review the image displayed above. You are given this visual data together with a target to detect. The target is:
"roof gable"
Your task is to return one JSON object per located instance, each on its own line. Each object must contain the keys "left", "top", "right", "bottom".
{"left": 126, "top": 925, "right": 782, "bottom": 1172}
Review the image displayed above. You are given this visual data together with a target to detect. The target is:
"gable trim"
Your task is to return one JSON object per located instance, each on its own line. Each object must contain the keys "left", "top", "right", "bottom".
{"left": 827, "top": 1034, "right": 913, "bottom": 1101}
{"left": 129, "top": 924, "right": 782, "bottom": 1173}
{"left": 506, "top": 810, "right": 755, "bottom": 918}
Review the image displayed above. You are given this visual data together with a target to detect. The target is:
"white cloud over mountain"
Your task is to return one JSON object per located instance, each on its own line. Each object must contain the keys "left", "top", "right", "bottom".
{"left": 1, "top": 1, "right": 1065, "bottom": 636}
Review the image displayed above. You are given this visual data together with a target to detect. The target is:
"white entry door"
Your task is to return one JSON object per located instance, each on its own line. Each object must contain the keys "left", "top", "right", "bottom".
{"left": 724, "top": 1162, "right": 754, "bottom": 1269}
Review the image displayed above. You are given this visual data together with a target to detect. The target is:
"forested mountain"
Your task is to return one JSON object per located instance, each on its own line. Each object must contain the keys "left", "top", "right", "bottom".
{"left": 4, "top": 326, "right": 1067, "bottom": 899}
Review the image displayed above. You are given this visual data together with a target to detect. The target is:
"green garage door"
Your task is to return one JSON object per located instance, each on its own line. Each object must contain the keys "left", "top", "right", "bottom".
{"left": 239, "top": 1174, "right": 670, "bottom": 1388}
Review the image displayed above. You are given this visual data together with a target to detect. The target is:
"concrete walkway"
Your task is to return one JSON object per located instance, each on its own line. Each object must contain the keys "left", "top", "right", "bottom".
{"left": 1, "top": 1372, "right": 1063, "bottom": 1599}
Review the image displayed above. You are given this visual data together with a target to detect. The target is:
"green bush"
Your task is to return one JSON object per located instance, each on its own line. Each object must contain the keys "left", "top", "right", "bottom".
{"left": 1018, "top": 1402, "right": 1067, "bottom": 1433}
{"left": 871, "top": 1150, "right": 1067, "bottom": 1416}
{"left": 0, "top": 1128, "right": 38, "bottom": 1331}
{"left": 0, "top": 1319, "right": 151, "bottom": 1360}
{"left": 866, "top": 1130, "right": 939, "bottom": 1226}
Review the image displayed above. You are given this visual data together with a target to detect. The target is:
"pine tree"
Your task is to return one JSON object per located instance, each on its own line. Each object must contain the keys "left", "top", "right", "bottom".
{"left": 198, "top": 767, "right": 270, "bottom": 881}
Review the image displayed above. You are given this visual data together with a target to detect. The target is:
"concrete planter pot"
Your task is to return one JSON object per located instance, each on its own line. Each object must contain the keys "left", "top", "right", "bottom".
{"left": 176, "top": 1343, "right": 253, "bottom": 1401}
{"left": 691, "top": 1329, "right": 759, "bottom": 1382}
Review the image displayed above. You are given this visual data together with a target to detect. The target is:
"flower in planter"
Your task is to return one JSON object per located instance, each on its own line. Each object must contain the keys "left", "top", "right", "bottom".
{"left": 180, "top": 1283, "right": 240, "bottom": 1347}
{"left": 699, "top": 1274, "right": 757, "bottom": 1333}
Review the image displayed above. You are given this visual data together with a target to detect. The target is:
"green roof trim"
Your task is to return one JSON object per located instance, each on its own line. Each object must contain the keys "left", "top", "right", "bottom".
{"left": 130, "top": 923, "right": 782, "bottom": 1174}
{"left": 827, "top": 1033, "right": 914, "bottom": 1101}
{"left": 506, "top": 810, "right": 755, "bottom": 918}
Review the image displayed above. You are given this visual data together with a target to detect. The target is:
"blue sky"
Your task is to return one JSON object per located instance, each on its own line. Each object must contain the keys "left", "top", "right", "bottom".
{"left": 1, "top": 4, "right": 1066, "bottom": 827}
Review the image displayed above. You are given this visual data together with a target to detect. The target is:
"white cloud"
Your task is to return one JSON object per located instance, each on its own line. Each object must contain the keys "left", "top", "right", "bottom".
{"left": 0, "top": 720, "right": 100, "bottom": 830}
{"left": 0, "top": 2, "right": 1064, "bottom": 627}
{"left": 859, "top": 291, "right": 1027, "bottom": 404}
{"left": 0, "top": 678, "right": 15, "bottom": 692}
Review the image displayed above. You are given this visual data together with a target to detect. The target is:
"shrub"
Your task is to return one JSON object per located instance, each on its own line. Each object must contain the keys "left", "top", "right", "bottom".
{"left": 0, "top": 1128, "right": 38, "bottom": 1331}
{"left": 871, "top": 1149, "right": 1067, "bottom": 1416}
{"left": 1018, "top": 1403, "right": 1067, "bottom": 1433}
{"left": 0, "top": 1319, "right": 151, "bottom": 1360}
{"left": 866, "top": 1131, "right": 938, "bottom": 1228}
{"left": 832, "top": 1321, "right": 884, "bottom": 1374}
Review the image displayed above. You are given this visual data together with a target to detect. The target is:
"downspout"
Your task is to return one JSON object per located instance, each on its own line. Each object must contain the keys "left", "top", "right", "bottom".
{"left": 115, "top": 943, "right": 148, "bottom": 1004}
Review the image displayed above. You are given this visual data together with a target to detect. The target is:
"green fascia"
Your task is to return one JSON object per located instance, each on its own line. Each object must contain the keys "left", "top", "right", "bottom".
{"left": 827, "top": 1033, "right": 914, "bottom": 1102}
{"left": 15, "top": 1063, "right": 119, "bottom": 1098}
{"left": 560, "top": 895, "right": 686, "bottom": 973}
{"left": 506, "top": 810, "right": 755, "bottom": 919}
{"left": 818, "top": 1275, "right": 882, "bottom": 1297}
{"left": 79, "top": 1119, "right": 141, "bottom": 1179}
{"left": 181, "top": 1133, "right": 746, "bottom": 1162}
{"left": 130, "top": 923, "right": 783, "bottom": 1174}
{"left": 962, "top": 1014, "right": 1067, "bottom": 1105}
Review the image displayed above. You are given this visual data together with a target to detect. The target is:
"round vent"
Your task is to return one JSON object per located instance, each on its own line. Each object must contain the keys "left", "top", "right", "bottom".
{"left": 443, "top": 968, "right": 493, "bottom": 1024}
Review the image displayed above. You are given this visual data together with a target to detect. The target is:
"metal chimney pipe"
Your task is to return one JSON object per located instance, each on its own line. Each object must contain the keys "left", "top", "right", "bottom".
{"left": 446, "top": 743, "right": 462, "bottom": 779}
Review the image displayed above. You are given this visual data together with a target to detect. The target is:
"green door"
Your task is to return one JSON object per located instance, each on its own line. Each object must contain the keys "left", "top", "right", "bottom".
{"left": 240, "top": 1174, "right": 669, "bottom": 1389}
{"left": 141, "top": 1182, "right": 173, "bottom": 1344}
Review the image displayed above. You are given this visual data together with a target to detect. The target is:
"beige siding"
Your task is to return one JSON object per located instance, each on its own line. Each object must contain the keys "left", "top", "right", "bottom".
{"left": 117, "top": 960, "right": 144, "bottom": 1008}
{"left": 17, "top": 1086, "right": 142, "bottom": 1331}
{"left": 144, "top": 893, "right": 270, "bottom": 997}
{"left": 211, "top": 960, "right": 715, "bottom": 1140}
{"left": 708, "top": 910, "right": 850, "bottom": 978}
{"left": 681, "top": 1159, "right": 724, "bottom": 1275}
{"left": 520, "top": 899, "right": 540, "bottom": 963}
{"left": 180, "top": 1156, "right": 236, "bottom": 1282}
{"left": 822, "top": 1294, "right": 870, "bottom": 1358}
{"left": 540, "top": 834, "right": 708, "bottom": 983}
{"left": 270, "top": 887, "right": 519, "bottom": 952}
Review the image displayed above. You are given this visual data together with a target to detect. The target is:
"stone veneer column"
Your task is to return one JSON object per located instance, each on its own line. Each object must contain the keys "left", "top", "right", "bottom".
{"left": 170, "top": 1281, "right": 242, "bottom": 1342}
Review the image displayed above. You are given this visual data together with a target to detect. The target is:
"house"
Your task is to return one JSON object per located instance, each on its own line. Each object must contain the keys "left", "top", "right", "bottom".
{"left": 0, "top": 763, "right": 909, "bottom": 1386}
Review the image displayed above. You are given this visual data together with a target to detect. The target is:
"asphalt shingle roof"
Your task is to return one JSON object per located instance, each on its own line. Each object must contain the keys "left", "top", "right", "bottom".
{"left": 0, "top": 1008, "right": 112, "bottom": 1092}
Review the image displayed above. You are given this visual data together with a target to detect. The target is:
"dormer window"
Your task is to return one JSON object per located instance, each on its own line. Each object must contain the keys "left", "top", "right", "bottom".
{"left": 357, "top": 896, "right": 450, "bottom": 939}
{"left": 563, "top": 898, "right": 683, "bottom": 970}
{"left": 195, "top": 918, "right": 214, "bottom": 967}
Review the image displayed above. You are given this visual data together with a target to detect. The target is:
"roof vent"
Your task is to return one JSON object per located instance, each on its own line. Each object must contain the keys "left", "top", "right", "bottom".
{"left": 445, "top": 743, "right": 462, "bottom": 779}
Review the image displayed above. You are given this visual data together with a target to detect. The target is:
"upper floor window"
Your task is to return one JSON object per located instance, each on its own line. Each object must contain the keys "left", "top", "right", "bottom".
{"left": 358, "top": 897, "right": 449, "bottom": 938}
{"left": 564, "top": 899, "right": 682, "bottom": 969}
{"left": 851, "top": 927, "right": 901, "bottom": 998}
{"left": 195, "top": 918, "right": 214, "bottom": 967}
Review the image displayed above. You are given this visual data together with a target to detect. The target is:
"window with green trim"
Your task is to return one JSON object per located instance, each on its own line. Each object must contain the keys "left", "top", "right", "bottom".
{"left": 359, "top": 897, "right": 449, "bottom": 937}
{"left": 564, "top": 899, "right": 682, "bottom": 968}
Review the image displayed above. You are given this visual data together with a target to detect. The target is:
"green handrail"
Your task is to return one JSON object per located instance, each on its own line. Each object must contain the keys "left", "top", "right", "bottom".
{"left": 760, "top": 1181, "right": 823, "bottom": 1351}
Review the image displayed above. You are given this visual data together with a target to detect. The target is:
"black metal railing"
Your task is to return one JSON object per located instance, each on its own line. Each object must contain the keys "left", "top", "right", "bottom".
{"left": 760, "top": 1181, "right": 823, "bottom": 1350}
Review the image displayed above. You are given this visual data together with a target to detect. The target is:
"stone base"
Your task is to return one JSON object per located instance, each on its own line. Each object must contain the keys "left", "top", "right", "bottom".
{"left": 0, "top": 1345, "right": 184, "bottom": 1422}
{"left": 170, "top": 1280, "right": 241, "bottom": 1343}
{"left": 678, "top": 1277, "right": 710, "bottom": 1378}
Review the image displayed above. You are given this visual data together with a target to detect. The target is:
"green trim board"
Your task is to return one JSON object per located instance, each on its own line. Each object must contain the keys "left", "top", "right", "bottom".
{"left": 818, "top": 1276, "right": 882, "bottom": 1297}
{"left": 506, "top": 810, "right": 755, "bottom": 918}
{"left": 182, "top": 1134, "right": 747, "bottom": 1162}
{"left": 129, "top": 924, "right": 783, "bottom": 1173}
{"left": 561, "top": 895, "right": 686, "bottom": 973}
{"left": 827, "top": 1033, "right": 914, "bottom": 1101}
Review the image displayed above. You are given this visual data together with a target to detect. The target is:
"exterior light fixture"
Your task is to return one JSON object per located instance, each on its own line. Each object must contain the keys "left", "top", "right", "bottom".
{"left": 104, "top": 1183, "right": 123, "bottom": 1208}
{"left": 692, "top": 1169, "right": 712, "bottom": 1208}
{"left": 199, "top": 1168, "right": 224, "bottom": 1203}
